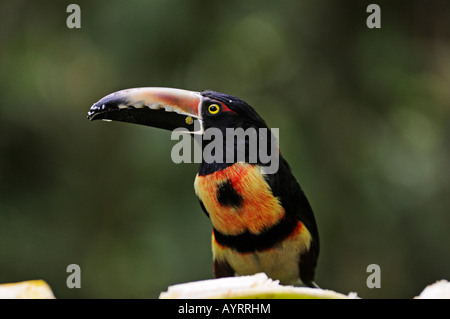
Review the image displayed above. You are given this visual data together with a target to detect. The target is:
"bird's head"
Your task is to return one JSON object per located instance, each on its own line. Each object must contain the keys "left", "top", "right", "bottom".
{"left": 88, "top": 87, "right": 279, "bottom": 173}
{"left": 199, "top": 90, "right": 269, "bottom": 132}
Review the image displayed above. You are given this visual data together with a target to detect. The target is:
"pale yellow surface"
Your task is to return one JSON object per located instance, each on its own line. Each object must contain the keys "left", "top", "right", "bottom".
{"left": 0, "top": 280, "right": 55, "bottom": 299}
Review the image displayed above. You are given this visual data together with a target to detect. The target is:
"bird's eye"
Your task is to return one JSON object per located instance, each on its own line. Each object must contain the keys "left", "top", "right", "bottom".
{"left": 208, "top": 103, "right": 221, "bottom": 115}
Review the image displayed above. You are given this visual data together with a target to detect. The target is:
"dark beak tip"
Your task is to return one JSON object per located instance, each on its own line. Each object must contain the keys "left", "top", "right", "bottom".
{"left": 87, "top": 100, "right": 110, "bottom": 121}
{"left": 87, "top": 109, "right": 98, "bottom": 121}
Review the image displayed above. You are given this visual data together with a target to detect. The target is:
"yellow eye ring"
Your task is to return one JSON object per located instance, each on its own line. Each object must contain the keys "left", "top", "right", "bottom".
{"left": 208, "top": 103, "right": 221, "bottom": 115}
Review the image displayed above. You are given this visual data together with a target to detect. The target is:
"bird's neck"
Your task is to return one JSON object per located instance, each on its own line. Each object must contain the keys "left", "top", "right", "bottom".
{"left": 197, "top": 126, "right": 278, "bottom": 176}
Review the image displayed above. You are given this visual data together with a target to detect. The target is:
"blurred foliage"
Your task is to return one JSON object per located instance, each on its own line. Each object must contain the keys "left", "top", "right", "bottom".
{"left": 0, "top": 0, "right": 449, "bottom": 298}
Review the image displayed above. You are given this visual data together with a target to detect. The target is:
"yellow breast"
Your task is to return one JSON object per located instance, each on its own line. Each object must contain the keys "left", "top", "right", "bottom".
{"left": 211, "top": 221, "right": 312, "bottom": 285}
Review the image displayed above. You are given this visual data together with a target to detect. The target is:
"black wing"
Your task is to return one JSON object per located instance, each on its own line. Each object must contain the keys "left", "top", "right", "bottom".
{"left": 263, "top": 154, "right": 320, "bottom": 285}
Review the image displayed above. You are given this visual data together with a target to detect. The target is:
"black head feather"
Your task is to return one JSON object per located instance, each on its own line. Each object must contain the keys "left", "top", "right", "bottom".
{"left": 201, "top": 91, "right": 269, "bottom": 129}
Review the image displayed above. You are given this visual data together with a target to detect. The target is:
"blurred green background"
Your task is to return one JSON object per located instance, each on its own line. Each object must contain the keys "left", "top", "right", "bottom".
{"left": 0, "top": 0, "right": 449, "bottom": 299}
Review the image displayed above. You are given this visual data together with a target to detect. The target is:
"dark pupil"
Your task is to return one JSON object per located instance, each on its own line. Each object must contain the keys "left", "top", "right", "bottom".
{"left": 210, "top": 105, "right": 218, "bottom": 112}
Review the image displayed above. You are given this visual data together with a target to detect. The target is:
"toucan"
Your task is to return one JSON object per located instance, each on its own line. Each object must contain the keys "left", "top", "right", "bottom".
{"left": 88, "top": 87, "right": 320, "bottom": 287}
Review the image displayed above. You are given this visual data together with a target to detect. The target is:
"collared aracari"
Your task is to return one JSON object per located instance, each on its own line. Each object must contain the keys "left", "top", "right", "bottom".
{"left": 88, "top": 87, "right": 320, "bottom": 287}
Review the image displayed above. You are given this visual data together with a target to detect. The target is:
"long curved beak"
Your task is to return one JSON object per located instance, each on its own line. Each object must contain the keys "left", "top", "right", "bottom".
{"left": 88, "top": 87, "right": 204, "bottom": 133}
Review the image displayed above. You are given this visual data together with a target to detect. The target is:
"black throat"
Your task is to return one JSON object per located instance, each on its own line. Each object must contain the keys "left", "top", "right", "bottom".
{"left": 197, "top": 126, "right": 277, "bottom": 176}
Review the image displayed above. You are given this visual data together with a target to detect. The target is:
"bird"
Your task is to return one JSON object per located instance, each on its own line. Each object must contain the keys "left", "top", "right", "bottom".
{"left": 88, "top": 87, "right": 320, "bottom": 287}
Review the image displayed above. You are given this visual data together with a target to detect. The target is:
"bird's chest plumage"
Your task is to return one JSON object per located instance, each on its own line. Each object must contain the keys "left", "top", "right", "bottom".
{"left": 194, "top": 163, "right": 285, "bottom": 236}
